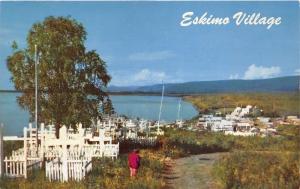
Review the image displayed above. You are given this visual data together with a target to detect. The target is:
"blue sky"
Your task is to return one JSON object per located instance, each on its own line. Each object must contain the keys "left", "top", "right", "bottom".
{"left": 0, "top": 1, "right": 299, "bottom": 89}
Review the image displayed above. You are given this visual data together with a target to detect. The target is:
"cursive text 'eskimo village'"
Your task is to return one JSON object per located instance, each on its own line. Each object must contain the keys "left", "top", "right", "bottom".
{"left": 180, "top": 11, "right": 282, "bottom": 29}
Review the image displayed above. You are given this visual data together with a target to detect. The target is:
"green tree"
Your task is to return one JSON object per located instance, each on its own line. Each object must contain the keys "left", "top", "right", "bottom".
{"left": 7, "top": 16, "right": 112, "bottom": 137}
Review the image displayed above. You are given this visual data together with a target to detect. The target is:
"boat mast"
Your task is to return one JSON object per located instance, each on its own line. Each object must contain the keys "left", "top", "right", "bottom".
{"left": 177, "top": 98, "right": 181, "bottom": 120}
{"left": 157, "top": 81, "right": 164, "bottom": 132}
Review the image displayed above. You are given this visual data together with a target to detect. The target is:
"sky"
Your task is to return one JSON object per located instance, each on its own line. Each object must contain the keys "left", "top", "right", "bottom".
{"left": 0, "top": 1, "right": 299, "bottom": 89}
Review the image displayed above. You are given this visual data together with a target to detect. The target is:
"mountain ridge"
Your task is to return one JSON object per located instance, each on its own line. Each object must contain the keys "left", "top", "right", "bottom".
{"left": 108, "top": 76, "right": 300, "bottom": 94}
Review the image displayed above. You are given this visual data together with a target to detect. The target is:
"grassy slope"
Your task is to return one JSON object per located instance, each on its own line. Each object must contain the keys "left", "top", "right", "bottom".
{"left": 184, "top": 92, "right": 300, "bottom": 117}
{"left": 161, "top": 125, "right": 299, "bottom": 189}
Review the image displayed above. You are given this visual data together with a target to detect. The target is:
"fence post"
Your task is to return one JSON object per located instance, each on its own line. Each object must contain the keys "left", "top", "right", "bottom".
{"left": 29, "top": 123, "right": 32, "bottom": 146}
{"left": 0, "top": 123, "right": 4, "bottom": 177}
{"left": 41, "top": 123, "right": 45, "bottom": 160}
{"left": 60, "top": 125, "right": 68, "bottom": 182}
{"left": 99, "top": 129, "right": 105, "bottom": 157}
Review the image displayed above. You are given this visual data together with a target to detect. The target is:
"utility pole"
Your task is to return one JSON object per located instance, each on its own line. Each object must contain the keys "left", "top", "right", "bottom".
{"left": 34, "top": 45, "right": 39, "bottom": 155}
{"left": 35, "top": 45, "right": 38, "bottom": 130}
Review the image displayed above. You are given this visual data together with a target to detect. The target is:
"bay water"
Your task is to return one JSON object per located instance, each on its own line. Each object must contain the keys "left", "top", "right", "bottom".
{"left": 0, "top": 92, "right": 198, "bottom": 136}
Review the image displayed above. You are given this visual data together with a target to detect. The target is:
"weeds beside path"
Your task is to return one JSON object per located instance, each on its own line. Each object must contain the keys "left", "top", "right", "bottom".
{"left": 163, "top": 153, "right": 225, "bottom": 189}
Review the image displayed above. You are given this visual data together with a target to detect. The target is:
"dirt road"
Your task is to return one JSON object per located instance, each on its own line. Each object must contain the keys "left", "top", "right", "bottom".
{"left": 163, "top": 153, "right": 224, "bottom": 189}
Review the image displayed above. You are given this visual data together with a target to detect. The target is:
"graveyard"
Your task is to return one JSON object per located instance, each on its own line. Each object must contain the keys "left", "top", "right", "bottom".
{"left": 0, "top": 116, "right": 161, "bottom": 183}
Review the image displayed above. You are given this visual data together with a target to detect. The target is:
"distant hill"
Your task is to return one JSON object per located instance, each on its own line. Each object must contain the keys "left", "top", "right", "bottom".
{"left": 108, "top": 76, "right": 299, "bottom": 94}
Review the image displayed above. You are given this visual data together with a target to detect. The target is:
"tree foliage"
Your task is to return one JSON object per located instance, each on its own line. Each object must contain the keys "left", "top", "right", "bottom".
{"left": 7, "top": 16, "right": 113, "bottom": 137}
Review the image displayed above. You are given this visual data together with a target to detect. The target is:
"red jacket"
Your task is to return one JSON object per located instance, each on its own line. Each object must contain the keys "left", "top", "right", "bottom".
{"left": 128, "top": 152, "right": 140, "bottom": 169}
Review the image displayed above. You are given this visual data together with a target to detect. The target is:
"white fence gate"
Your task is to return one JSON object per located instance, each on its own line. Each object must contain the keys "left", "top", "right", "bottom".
{"left": 45, "top": 157, "right": 92, "bottom": 182}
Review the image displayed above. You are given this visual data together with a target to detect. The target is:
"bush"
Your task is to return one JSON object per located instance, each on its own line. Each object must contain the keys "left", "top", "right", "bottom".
{"left": 213, "top": 151, "right": 299, "bottom": 189}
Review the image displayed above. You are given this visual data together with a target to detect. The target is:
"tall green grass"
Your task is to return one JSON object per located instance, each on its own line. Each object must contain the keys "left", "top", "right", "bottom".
{"left": 211, "top": 124, "right": 300, "bottom": 189}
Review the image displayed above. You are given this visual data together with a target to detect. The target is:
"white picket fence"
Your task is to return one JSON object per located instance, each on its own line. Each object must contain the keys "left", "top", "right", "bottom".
{"left": 3, "top": 125, "right": 42, "bottom": 178}
{"left": 44, "top": 143, "right": 118, "bottom": 182}
{"left": 120, "top": 136, "right": 158, "bottom": 147}
{"left": 45, "top": 157, "right": 92, "bottom": 182}
{"left": 43, "top": 143, "right": 119, "bottom": 160}
{"left": 4, "top": 157, "right": 26, "bottom": 178}
{"left": 4, "top": 156, "right": 41, "bottom": 178}
{"left": 1, "top": 123, "right": 120, "bottom": 181}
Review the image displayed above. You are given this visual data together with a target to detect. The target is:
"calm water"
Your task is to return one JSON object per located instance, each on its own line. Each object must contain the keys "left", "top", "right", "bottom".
{"left": 0, "top": 92, "right": 198, "bottom": 136}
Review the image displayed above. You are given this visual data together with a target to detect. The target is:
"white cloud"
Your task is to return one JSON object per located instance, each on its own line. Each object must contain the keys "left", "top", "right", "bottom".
{"left": 229, "top": 74, "right": 239, "bottom": 80}
{"left": 132, "top": 69, "right": 166, "bottom": 83}
{"left": 110, "top": 68, "right": 182, "bottom": 86}
{"left": 243, "top": 64, "right": 281, "bottom": 80}
{"left": 294, "top": 68, "right": 300, "bottom": 75}
{"left": 128, "top": 50, "right": 175, "bottom": 61}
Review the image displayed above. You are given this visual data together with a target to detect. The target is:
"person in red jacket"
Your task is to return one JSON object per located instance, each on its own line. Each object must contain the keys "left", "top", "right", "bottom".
{"left": 128, "top": 149, "right": 140, "bottom": 177}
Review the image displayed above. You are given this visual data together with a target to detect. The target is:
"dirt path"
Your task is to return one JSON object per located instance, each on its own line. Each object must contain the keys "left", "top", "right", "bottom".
{"left": 163, "top": 153, "right": 225, "bottom": 189}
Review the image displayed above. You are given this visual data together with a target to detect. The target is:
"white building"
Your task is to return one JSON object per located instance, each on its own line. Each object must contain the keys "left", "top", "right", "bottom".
{"left": 226, "top": 105, "right": 254, "bottom": 121}
{"left": 211, "top": 120, "right": 234, "bottom": 132}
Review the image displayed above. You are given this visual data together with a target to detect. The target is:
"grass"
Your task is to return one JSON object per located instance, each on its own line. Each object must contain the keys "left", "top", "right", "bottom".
{"left": 0, "top": 150, "right": 165, "bottom": 189}
{"left": 211, "top": 124, "right": 300, "bottom": 189}
{"left": 184, "top": 92, "right": 300, "bottom": 117}
{"left": 158, "top": 125, "right": 299, "bottom": 188}
{"left": 212, "top": 151, "right": 299, "bottom": 189}
{"left": 159, "top": 125, "right": 299, "bottom": 158}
